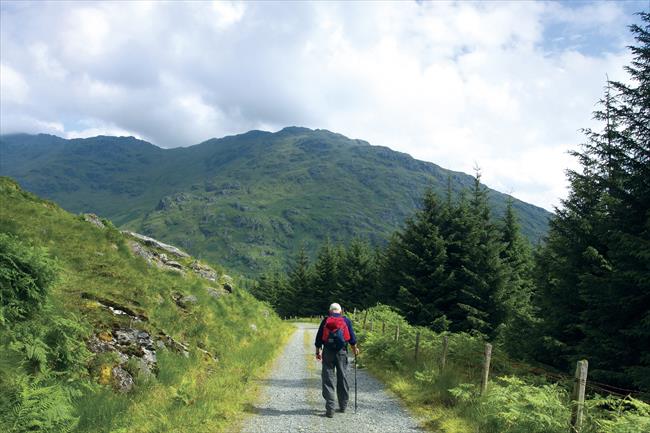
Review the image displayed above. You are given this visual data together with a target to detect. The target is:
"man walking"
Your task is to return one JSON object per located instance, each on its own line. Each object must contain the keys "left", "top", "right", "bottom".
{"left": 315, "top": 302, "right": 359, "bottom": 418}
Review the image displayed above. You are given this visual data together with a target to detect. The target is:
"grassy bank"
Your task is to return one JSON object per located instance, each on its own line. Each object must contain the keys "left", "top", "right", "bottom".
{"left": 0, "top": 177, "right": 291, "bottom": 433}
{"left": 354, "top": 305, "right": 650, "bottom": 433}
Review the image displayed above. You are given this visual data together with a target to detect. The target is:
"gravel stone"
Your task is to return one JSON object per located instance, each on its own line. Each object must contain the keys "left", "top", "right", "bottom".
{"left": 240, "top": 323, "right": 425, "bottom": 433}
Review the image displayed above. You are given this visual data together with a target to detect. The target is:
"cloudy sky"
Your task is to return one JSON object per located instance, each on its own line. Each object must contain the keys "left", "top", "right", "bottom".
{"left": 0, "top": 1, "right": 646, "bottom": 210}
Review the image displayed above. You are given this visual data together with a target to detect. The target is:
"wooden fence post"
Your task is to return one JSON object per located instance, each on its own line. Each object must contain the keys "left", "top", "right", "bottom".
{"left": 480, "top": 343, "right": 492, "bottom": 395}
{"left": 353, "top": 308, "right": 358, "bottom": 321}
{"left": 363, "top": 311, "right": 368, "bottom": 330}
{"left": 394, "top": 324, "right": 400, "bottom": 342}
{"left": 370, "top": 321, "right": 374, "bottom": 332}
{"left": 440, "top": 335, "right": 449, "bottom": 371}
{"left": 570, "top": 360, "right": 589, "bottom": 433}
{"left": 414, "top": 331, "right": 421, "bottom": 363}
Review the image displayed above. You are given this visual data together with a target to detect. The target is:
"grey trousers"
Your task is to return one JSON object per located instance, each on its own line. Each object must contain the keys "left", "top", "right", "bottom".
{"left": 321, "top": 347, "right": 349, "bottom": 411}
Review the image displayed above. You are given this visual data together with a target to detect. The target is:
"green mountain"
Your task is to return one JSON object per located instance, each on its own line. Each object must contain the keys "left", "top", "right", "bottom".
{"left": 0, "top": 177, "right": 287, "bottom": 432}
{"left": 0, "top": 127, "right": 551, "bottom": 273}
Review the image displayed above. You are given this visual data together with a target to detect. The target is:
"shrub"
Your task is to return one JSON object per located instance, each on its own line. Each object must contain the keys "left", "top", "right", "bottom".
{"left": 585, "top": 396, "right": 650, "bottom": 433}
{"left": 0, "top": 234, "right": 58, "bottom": 324}
{"left": 451, "top": 376, "right": 570, "bottom": 433}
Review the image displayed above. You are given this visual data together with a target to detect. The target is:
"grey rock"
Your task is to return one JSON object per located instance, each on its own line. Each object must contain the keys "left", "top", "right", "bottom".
{"left": 128, "top": 240, "right": 155, "bottom": 264}
{"left": 190, "top": 261, "right": 217, "bottom": 282}
{"left": 165, "top": 260, "right": 184, "bottom": 270}
{"left": 157, "top": 331, "right": 190, "bottom": 358}
{"left": 83, "top": 213, "right": 105, "bottom": 228}
{"left": 122, "top": 231, "right": 190, "bottom": 258}
{"left": 112, "top": 366, "right": 134, "bottom": 393}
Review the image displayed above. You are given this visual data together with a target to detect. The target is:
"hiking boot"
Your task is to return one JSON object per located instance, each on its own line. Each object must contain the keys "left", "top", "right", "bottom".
{"left": 325, "top": 409, "right": 334, "bottom": 418}
{"left": 336, "top": 407, "right": 346, "bottom": 413}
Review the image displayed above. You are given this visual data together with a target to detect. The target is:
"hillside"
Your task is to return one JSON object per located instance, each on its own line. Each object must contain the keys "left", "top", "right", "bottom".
{"left": 0, "top": 128, "right": 551, "bottom": 273}
{"left": 0, "top": 177, "right": 287, "bottom": 433}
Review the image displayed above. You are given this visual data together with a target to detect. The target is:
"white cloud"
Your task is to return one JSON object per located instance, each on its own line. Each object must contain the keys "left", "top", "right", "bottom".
{"left": 0, "top": 0, "right": 644, "bottom": 210}
{"left": 0, "top": 63, "right": 29, "bottom": 103}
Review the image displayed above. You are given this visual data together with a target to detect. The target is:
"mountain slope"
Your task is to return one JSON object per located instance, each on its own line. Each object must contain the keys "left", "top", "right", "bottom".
{"left": 0, "top": 177, "right": 287, "bottom": 432}
{"left": 0, "top": 128, "right": 551, "bottom": 273}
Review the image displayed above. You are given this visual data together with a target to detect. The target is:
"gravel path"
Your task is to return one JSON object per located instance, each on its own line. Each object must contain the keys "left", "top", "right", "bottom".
{"left": 239, "top": 323, "right": 425, "bottom": 433}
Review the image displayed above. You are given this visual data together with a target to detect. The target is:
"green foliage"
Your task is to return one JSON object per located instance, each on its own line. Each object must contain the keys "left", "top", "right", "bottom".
{"left": 470, "top": 376, "right": 569, "bottom": 433}
{"left": 0, "top": 127, "right": 551, "bottom": 275}
{"left": 585, "top": 395, "right": 650, "bottom": 433}
{"left": 0, "top": 233, "right": 58, "bottom": 324}
{"left": 1, "top": 374, "right": 79, "bottom": 433}
{"left": 358, "top": 306, "right": 648, "bottom": 433}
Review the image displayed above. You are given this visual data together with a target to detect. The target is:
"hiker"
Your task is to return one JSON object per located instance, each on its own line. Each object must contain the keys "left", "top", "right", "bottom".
{"left": 315, "top": 302, "right": 359, "bottom": 418}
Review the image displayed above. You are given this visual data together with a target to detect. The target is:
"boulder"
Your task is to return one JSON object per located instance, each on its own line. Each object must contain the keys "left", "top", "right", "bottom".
{"left": 112, "top": 366, "right": 134, "bottom": 393}
{"left": 220, "top": 274, "right": 234, "bottom": 293}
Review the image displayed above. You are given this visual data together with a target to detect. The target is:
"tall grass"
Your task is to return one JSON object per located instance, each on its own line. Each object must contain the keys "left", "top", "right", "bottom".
{"left": 0, "top": 177, "right": 291, "bottom": 433}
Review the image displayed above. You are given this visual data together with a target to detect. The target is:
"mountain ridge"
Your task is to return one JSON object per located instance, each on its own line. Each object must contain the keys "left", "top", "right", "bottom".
{"left": 0, "top": 127, "right": 551, "bottom": 274}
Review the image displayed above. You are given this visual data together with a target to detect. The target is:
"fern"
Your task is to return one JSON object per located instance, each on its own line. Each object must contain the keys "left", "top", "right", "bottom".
{"left": 2, "top": 374, "right": 78, "bottom": 433}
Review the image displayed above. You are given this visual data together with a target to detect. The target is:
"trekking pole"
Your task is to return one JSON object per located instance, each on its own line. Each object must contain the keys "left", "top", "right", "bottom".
{"left": 354, "top": 353, "right": 358, "bottom": 414}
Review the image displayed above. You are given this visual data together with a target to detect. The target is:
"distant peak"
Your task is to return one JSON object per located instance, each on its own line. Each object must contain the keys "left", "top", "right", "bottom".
{"left": 277, "top": 126, "right": 314, "bottom": 134}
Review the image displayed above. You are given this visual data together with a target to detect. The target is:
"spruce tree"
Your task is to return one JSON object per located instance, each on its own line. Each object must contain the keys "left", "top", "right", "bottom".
{"left": 443, "top": 172, "right": 508, "bottom": 336}
{"left": 536, "top": 13, "right": 650, "bottom": 389}
{"left": 381, "top": 188, "right": 448, "bottom": 326}
{"left": 287, "top": 246, "right": 314, "bottom": 316}
{"left": 500, "top": 198, "right": 535, "bottom": 320}
{"left": 312, "top": 239, "right": 340, "bottom": 313}
{"left": 336, "top": 238, "right": 378, "bottom": 311}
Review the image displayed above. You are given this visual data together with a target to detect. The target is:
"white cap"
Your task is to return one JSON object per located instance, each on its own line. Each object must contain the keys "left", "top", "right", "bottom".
{"left": 329, "top": 302, "right": 342, "bottom": 312}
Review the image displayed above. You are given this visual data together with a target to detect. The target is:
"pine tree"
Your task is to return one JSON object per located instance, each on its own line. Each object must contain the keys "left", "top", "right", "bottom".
{"left": 443, "top": 171, "right": 508, "bottom": 336}
{"left": 312, "top": 239, "right": 340, "bottom": 312}
{"left": 500, "top": 198, "right": 535, "bottom": 320}
{"left": 499, "top": 199, "right": 538, "bottom": 358}
{"left": 535, "top": 13, "right": 650, "bottom": 389}
{"left": 336, "top": 238, "right": 378, "bottom": 311}
{"left": 287, "top": 246, "right": 314, "bottom": 316}
{"left": 380, "top": 188, "right": 448, "bottom": 326}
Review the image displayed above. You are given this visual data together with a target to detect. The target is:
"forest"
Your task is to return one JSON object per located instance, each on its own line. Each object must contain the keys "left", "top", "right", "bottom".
{"left": 250, "top": 13, "right": 650, "bottom": 394}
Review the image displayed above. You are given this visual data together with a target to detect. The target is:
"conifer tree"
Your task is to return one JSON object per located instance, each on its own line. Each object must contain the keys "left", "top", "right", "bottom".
{"left": 381, "top": 188, "right": 448, "bottom": 326}
{"left": 312, "top": 239, "right": 340, "bottom": 312}
{"left": 336, "top": 238, "right": 378, "bottom": 311}
{"left": 500, "top": 198, "right": 535, "bottom": 319}
{"left": 287, "top": 246, "right": 314, "bottom": 316}
{"left": 536, "top": 13, "right": 650, "bottom": 389}
{"left": 441, "top": 171, "right": 507, "bottom": 336}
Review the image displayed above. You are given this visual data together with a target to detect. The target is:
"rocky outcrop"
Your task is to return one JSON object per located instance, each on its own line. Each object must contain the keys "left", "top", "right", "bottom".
{"left": 88, "top": 327, "right": 156, "bottom": 392}
{"left": 190, "top": 261, "right": 217, "bottom": 282}
{"left": 83, "top": 213, "right": 106, "bottom": 229}
{"left": 122, "top": 231, "right": 190, "bottom": 258}
{"left": 123, "top": 232, "right": 225, "bottom": 285}
{"left": 81, "top": 292, "right": 147, "bottom": 322}
{"left": 88, "top": 326, "right": 218, "bottom": 392}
